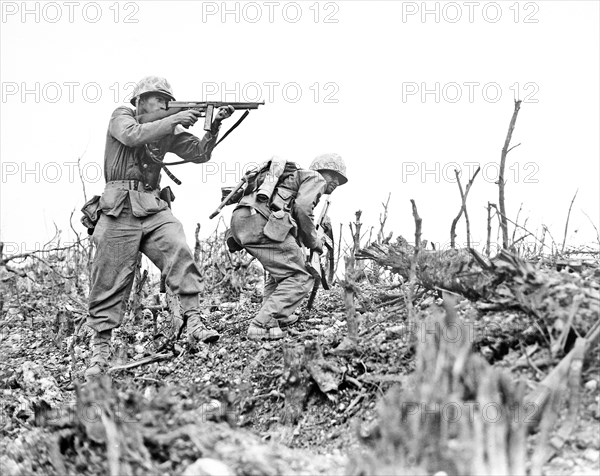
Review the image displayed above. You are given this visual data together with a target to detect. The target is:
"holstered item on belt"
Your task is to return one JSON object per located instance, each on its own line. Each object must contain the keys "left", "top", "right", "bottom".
{"left": 81, "top": 195, "right": 102, "bottom": 235}
{"left": 159, "top": 186, "right": 175, "bottom": 208}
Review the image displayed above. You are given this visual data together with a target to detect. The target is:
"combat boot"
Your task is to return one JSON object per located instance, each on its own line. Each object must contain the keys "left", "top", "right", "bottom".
{"left": 185, "top": 309, "right": 220, "bottom": 344}
{"left": 84, "top": 330, "right": 111, "bottom": 379}
{"left": 247, "top": 318, "right": 284, "bottom": 340}
{"left": 277, "top": 314, "right": 299, "bottom": 329}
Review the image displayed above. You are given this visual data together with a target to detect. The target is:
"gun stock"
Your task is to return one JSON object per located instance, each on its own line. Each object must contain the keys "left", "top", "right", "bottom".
{"left": 209, "top": 167, "right": 261, "bottom": 219}
{"left": 209, "top": 177, "right": 246, "bottom": 219}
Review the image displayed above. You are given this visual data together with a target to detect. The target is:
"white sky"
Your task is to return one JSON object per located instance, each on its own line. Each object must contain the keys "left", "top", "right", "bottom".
{"left": 1, "top": 0, "right": 599, "bottom": 260}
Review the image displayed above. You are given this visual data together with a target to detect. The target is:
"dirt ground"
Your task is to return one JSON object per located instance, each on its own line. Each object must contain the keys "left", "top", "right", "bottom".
{"left": 1, "top": 272, "right": 599, "bottom": 475}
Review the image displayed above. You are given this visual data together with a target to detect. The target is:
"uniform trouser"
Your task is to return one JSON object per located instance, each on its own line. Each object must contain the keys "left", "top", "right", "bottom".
{"left": 88, "top": 204, "right": 202, "bottom": 332}
{"left": 231, "top": 209, "right": 314, "bottom": 325}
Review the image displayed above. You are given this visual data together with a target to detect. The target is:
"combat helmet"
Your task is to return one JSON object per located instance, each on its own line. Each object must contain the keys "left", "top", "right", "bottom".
{"left": 309, "top": 153, "right": 348, "bottom": 185}
{"left": 130, "top": 76, "right": 175, "bottom": 105}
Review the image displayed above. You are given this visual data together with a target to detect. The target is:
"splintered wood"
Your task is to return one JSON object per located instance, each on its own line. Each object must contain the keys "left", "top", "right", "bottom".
{"left": 358, "top": 243, "right": 600, "bottom": 341}
{"left": 351, "top": 295, "right": 529, "bottom": 475}
{"left": 358, "top": 239, "right": 495, "bottom": 299}
{"left": 349, "top": 292, "right": 598, "bottom": 475}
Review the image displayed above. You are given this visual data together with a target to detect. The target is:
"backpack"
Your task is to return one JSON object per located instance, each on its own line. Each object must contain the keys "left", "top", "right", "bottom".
{"left": 219, "top": 160, "right": 300, "bottom": 216}
{"left": 243, "top": 160, "right": 299, "bottom": 198}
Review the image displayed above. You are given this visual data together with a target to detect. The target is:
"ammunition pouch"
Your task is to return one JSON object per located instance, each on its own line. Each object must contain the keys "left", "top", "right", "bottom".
{"left": 230, "top": 207, "right": 267, "bottom": 246}
{"left": 263, "top": 210, "right": 297, "bottom": 242}
{"left": 230, "top": 206, "right": 297, "bottom": 248}
{"left": 129, "top": 190, "right": 168, "bottom": 218}
{"left": 81, "top": 195, "right": 102, "bottom": 235}
{"left": 270, "top": 186, "right": 296, "bottom": 212}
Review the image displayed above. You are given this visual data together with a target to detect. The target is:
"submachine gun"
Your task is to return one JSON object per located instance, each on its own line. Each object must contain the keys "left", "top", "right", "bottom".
{"left": 137, "top": 100, "right": 265, "bottom": 132}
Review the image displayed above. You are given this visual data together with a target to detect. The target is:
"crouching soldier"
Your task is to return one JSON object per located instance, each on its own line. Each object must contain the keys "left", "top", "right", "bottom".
{"left": 228, "top": 154, "right": 348, "bottom": 339}
{"left": 84, "top": 76, "right": 234, "bottom": 378}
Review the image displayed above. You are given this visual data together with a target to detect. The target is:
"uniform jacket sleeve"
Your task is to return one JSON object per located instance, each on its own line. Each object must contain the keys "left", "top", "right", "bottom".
{"left": 293, "top": 171, "right": 328, "bottom": 249}
{"left": 167, "top": 127, "right": 220, "bottom": 164}
{"left": 108, "top": 106, "right": 176, "bottom": 147}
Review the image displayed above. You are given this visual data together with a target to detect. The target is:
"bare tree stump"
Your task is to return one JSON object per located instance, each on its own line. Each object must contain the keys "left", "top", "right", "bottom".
{"left": 282, "top": 344, "right": 309, "bottom": 425}
{"left": 52, "top": 307, "right": 75, "bottom": 345}
{"left": 333, "top": 211, "right": 363, "bottom": 354}
{"left": 166, "top": 286, "right": 184, "bottom": 335}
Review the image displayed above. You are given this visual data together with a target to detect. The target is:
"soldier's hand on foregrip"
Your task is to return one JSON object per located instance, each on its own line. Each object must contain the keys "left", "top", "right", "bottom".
{"left": 315, "top": 229, "right": 328, "bottom": 251}
{"left": 321, "top": 215, "right": 332, "bottom": 233}
{"left": 173, "top": 110, "right": 201, "bottom": 128}
{"left": 215, "top": 105, "right": 235, "bottom": 121}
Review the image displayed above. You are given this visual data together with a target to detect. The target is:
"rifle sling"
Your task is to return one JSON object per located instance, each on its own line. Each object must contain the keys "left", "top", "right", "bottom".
{"left": 215, "top": 110, "right": 250, "bottom": 147}
{"left": 143, "top": 111, "right": 252, "bottom": 185}
{"left": 161, "top": 166, "right": 182, "bottom": 185}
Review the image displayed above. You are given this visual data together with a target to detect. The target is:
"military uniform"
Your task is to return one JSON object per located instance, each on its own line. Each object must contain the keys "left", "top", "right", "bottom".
{"left": 87, "top": 106, "right": 219, "bottom": 332}
{"left": 230, "top": 167, "right": 329, "bottom": 336}
{"left": 84, "top": 76, "right": 227, "bottom": 378}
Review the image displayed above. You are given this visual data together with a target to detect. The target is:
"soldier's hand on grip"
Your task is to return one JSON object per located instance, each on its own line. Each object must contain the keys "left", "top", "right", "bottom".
{"left": 174, "top": 110, "right": 201, "bottom": 127}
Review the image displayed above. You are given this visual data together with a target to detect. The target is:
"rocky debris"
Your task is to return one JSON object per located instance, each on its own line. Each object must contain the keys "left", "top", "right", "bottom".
{"left": 1, "top": 252, "right": 599, "bottom": 476}
{"left": 182, "top": 458, "right": 235, "bottom": 476}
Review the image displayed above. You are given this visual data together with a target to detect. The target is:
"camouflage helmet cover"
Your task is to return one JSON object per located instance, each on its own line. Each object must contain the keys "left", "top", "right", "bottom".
{"left": 309, "top": 153, "right": 348, "bottom": 185}
{"left": 130, "top": 76, "right": 175, "bottom": 105}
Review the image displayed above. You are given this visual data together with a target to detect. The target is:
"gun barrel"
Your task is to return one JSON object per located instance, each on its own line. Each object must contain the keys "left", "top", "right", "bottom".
{"left": 315, "top": 198, "right": 331, "bottom": 229}
{"left": 221, "top": 101, "right": 265, "bottom": 109}
{"left": 168, "top": 101, "right": 265, "bottom": 110}
{"left": 139, "top": 101, "right": 265, "bottom": 127}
